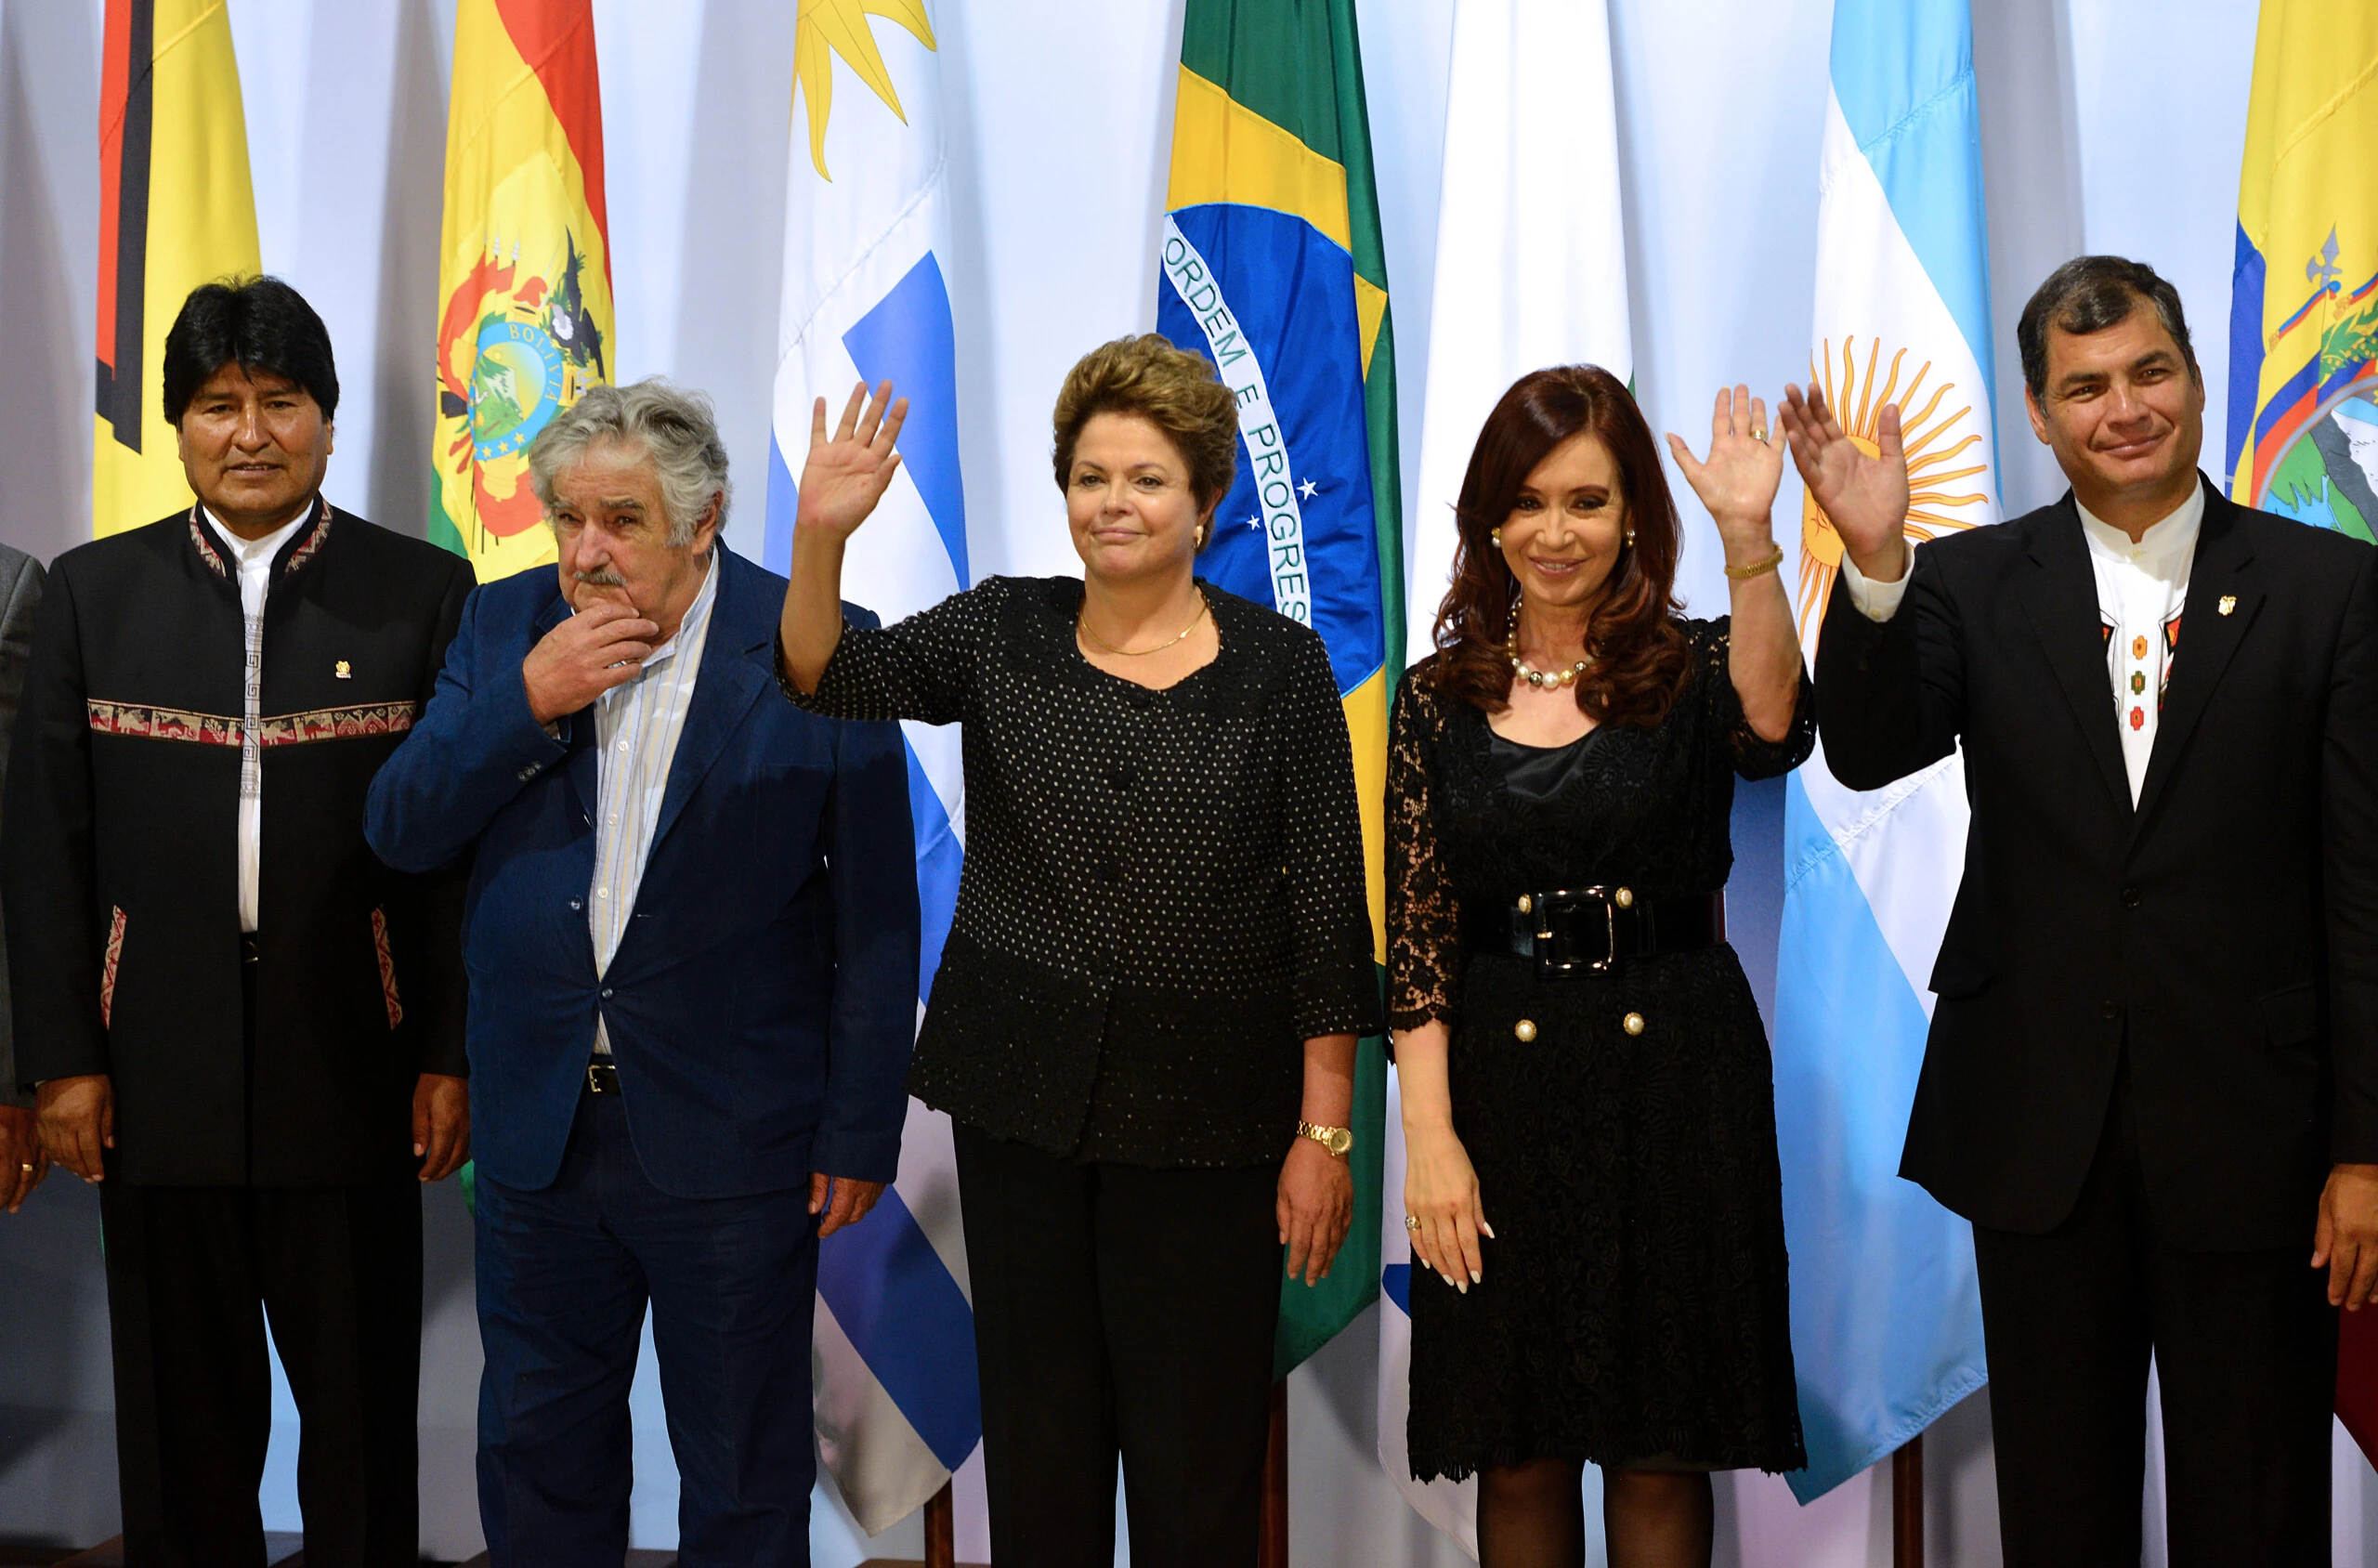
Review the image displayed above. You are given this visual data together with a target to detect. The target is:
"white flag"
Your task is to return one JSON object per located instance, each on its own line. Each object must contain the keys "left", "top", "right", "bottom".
{"left": 1402, "top": 0, "right": 1633, "bottom": 662}
{"left": 1383, "top": 0, "right": 1632, "bottom": 1550}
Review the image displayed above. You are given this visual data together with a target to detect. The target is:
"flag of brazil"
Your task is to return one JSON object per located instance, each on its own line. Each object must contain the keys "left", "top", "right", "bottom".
{"left": 1157, "top": 0, "right": 1402, "bottom": 1380}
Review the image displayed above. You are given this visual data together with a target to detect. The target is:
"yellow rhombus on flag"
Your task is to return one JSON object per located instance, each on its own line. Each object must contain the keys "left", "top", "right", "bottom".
{"left": 431, "top": 0, "right": 615, "bottom": 583}
{"left": 94, "top": 0, "right": 261, "bottom": 539}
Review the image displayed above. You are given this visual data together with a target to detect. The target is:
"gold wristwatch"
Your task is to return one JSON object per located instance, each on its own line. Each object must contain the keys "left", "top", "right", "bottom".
{"left": 1297, "top": 1121, "right": 1354, "bottom": 1157}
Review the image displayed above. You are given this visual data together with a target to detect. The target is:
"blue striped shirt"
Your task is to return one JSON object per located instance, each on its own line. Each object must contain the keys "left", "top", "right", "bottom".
{"left": 589, "top": 553, "right": 718, "bottom": 1053}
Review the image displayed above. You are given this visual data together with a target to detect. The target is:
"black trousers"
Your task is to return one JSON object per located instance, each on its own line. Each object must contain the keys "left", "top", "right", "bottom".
{"left": 1972, "top": 1057, "right": 2335, "bottom": 1567}
{"left": 953, "top": 1122, "right": 1283, "bottom": 1568}
{"left": 99, "top": 1178, "right": 424, "bottom": 1568}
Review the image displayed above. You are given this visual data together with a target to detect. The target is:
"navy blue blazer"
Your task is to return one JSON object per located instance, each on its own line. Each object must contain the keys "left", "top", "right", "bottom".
{"left": 364, "top": 545, "right": 919, "bottom": 1199}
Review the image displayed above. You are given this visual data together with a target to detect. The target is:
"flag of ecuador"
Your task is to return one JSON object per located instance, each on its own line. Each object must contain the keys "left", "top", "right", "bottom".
{"left": 94, "top": 0, "right": 260, "bottom": 539}
{"left": 1157, "top": 0, "right": 1402, "bottom": 1377}
{"left": 2226, "top": 0, "right": 2378, "bottom": 538}
{"left": 432, "top": 0, "right": 614, "bottom": 582}
{"left": 2226, "top": 0, "right": 2378, "bottom": 1466}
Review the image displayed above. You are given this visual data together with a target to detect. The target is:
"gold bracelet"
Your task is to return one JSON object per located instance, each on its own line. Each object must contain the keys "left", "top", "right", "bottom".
{"left": 1724, "top": 544, "right": 1785, "bottom": 581}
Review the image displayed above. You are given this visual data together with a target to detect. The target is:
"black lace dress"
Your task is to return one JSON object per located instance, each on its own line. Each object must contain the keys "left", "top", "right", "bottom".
{"left": 1389, "top": 619, "right": 1811, "bottom": 1479}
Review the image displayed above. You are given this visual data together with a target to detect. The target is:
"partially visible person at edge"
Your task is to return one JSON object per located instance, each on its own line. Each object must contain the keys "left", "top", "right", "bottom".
{"left": 1786, "top": 255, "right": 2378, "bottom": 1566}
{"left": 2, "top": 276, "right": 474, "bottom": 1565}
{"left": 0, "top": 541, "right": 46, "bottom": 1216}
{"left": 1392, "top": 367, "right": 1811, "bottom": 1568}
{"left": 365, "top": 379, "right": 919, "bottom": 1568}
{"left": 776, "top": 334, "right": 1380, "bottom": 1568}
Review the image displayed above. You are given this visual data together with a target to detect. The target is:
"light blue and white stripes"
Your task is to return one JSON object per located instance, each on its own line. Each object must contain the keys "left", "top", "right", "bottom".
{"left": 1773, "top": 0, "right": 1996, "bottom": 1504}
{"left": 763, "top": 5, "right": 982, "bottom": 1534}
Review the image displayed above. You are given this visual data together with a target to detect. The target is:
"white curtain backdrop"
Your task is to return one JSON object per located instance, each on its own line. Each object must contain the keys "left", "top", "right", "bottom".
{"left": 3, "top": 1, "right": 2371, "bottom": 1563}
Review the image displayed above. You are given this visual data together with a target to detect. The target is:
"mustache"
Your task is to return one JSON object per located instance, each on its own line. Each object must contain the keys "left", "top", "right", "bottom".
{"left": 571, "top": 569, "right": 628, "bottom": 588}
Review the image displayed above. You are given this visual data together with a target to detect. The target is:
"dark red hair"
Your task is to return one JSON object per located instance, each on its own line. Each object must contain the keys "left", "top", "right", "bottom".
{"left": 1428, "top": 365, "right": 1692, "bottom": 725}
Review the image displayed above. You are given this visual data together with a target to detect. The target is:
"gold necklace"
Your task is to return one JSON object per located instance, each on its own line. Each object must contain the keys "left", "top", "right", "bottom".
{"left": 1505, "top": 598, "right": 1591, "bottom": 689}
{"left": 1078, "top": 590, "right": 1209, "bottom": 657}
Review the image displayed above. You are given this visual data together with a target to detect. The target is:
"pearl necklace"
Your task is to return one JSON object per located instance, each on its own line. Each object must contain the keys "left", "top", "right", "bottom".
{"left": 1505, "top": 599, "right": 1591, "bottom": 689}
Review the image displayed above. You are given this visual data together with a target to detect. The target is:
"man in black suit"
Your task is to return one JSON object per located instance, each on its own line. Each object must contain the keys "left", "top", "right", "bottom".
{"left": 1782, "top": 255, "right": 2378, "bottom": 1566}
{"left": 3, "top": 278, "right": 475, "bottom": 1565}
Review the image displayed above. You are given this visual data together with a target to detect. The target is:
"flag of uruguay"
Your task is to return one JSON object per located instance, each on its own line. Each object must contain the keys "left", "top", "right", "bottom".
{"left": 1772, "top": 0, "right": 1997, "bottom": 1504}
{"left": 764, "top": 1, "right": 979, "bottom": 1535}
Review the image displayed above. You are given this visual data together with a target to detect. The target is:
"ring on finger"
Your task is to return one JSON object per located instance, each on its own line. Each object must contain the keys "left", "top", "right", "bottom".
{"left": 1404, "top": 1213, "right": 1421, "bottom": 1231}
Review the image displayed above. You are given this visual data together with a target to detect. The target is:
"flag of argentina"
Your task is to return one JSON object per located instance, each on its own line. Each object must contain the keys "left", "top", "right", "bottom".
{"left": 1771, "top": 0, "right": 1996, "bottom": 1504}
{"left": 764, "top": 0, "right": 979, "bottom": 1535}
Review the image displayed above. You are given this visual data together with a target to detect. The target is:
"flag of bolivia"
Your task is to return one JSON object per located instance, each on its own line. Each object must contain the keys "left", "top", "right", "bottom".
{"left": 431, "top": 0, "right": 614, "bottom": 583}
{"left": 1156, "top": 0, "right": 1401, "bottom": 1377}
{"left": 94, "top": 0, "right": 261, "bottom": 539}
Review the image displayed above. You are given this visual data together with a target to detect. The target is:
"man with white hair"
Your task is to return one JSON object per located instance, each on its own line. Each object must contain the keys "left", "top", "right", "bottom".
{"left": 365, "top": 378, "right": 919, "bottom": 1567}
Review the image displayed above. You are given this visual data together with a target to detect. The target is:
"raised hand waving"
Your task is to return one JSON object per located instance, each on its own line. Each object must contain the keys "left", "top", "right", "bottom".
{"left": 1778, "top": 383, "right": 1913, "bottom": 582}
{"left": 797, "top": 379, "right": 908, "bottom": 540}
{"left": 1666, "top": 385, "right": 1786, "bottom": 562}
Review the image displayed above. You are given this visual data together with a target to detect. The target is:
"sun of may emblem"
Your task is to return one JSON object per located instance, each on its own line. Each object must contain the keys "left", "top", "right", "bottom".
{"left": 1798, "top": 336, "right": 1991, "bottom": 647}
{"left": 793, "top": 0, "right": 937, "bottom": 180}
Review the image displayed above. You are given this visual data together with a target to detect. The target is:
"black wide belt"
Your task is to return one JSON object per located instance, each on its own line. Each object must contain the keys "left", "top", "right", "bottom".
{"left": 1461, "top": 887, "right": 1725, "bottom": 977}
{"left": 585, "top": 1057, "right": 621, "bottom": 1095}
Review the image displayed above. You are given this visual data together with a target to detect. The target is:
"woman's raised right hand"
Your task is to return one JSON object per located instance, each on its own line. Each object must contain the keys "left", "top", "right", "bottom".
{"left": 1403, "top": 1120, "right": 1491, "bottom": 1294}
{"left": 797, "top": 379, "right": 908, "bottom": 540}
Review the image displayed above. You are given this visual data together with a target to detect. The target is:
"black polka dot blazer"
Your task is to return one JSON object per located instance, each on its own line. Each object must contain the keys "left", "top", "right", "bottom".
{"left": 779, "top": 575, "right": 1380, "bottom": 1166}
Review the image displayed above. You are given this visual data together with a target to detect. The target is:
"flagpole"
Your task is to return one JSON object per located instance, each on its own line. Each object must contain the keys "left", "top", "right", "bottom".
{"left": 1891, "top": 1436, "right": 1924, "bottom": 1568}
{"left": 923, "top": 1483, "right": 954, "bottom": 1568}
{"left": 1260, "top": 1383, "right": 1291, "bottom": 1566}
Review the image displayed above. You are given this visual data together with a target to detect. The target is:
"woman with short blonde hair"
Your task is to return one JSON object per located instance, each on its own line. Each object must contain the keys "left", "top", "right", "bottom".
{"left": 776, "top": 336, "right": 1378, "bottom": 1568}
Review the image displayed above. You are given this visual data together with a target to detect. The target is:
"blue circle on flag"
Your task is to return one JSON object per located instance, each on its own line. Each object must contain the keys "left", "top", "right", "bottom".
{"left": 468, "top": 319, "right": 567, "bottom": 461}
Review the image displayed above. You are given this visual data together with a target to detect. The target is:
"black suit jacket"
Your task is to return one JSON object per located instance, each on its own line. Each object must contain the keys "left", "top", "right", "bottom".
{"left": 1817, "top": 477, "right": 2378, "bottom": 1248}
{"left": 2, "top": 504, "right": 474, "bottom": 1185}
{"left": 0, "top": 543, "right": 43, "bottom": 1111}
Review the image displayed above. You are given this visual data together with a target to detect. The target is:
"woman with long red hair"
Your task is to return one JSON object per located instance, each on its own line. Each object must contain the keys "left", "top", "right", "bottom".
{"left": 1390, "top": 367, "right": 1810, "bottom": 1567}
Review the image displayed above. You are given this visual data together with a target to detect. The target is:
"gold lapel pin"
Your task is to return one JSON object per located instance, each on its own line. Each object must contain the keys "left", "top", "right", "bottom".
{"left": 334, "top": 660, "right": 353, "bottom": 679}
{"left": 2217, "top": 595, "right": 2237, "bottom": 617}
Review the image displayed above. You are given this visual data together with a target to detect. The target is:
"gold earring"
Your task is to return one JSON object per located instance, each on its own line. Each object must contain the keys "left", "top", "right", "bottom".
{"left": 1624, "top": 529, "right": 1637, "bottom": 546}
{"left": 1490, "top": 528, "right": 1503, "bottom": 549}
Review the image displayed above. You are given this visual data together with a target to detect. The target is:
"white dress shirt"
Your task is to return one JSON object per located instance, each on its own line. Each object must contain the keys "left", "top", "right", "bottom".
{"left": 587, "top": 553, "right": 719, "bottom": 1054}
{"left": 203, "top": 502, "right": 315, "bottom": 934}
{"left": 1839, "top": 479, "right": 2208, "bottom": 804}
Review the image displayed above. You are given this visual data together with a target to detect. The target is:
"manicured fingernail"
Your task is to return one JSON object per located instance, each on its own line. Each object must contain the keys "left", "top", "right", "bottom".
{"left": 1456, "top": 1279, "right": 1468, "bottom": 1296}
{"left": 1470, "top": 1270, "right": 1482, "bottom": 1285}
{"left": 1481, "top": 1222, "right": 1496, "bottom": 1239}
